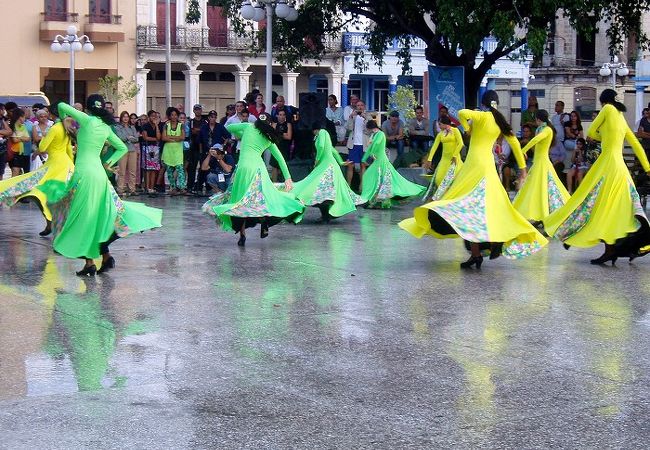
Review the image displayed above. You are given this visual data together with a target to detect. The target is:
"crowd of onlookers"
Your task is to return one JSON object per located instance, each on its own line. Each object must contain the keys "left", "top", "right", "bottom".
{"left": 6, "top": 90, "right": 647, "bottom": 200}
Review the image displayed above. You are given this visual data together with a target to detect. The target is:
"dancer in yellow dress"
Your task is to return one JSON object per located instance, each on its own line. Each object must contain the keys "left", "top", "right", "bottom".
{"left": 399, "top": 91, "right": 548, "bottom": 268}
{"left": 544, "top": 89, "right": 650, "bottom": 264}
{"left": 423, "top": 116, "right": 464, "bottom": 200}
{"left": 513, "top": 109, "right": 570, "bottom": 223}
{"left": 0, "top": 103, "right": 75, "bottom": 236}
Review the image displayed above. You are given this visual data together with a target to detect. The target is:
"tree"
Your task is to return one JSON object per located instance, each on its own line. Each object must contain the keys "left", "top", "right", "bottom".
{"left": 193, "top": 0, "right": 650, "bottom": 107}
{"left": 97, "top": 75, "right": 140, "bottom": 109}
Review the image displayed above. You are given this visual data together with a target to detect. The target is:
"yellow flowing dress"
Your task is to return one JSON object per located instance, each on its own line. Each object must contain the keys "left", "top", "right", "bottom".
{"left": 0, "top": 121, "right": 74, "bottom": 221}
{"left": 425, "top": 126, "right": 464, "bottom": 200}
{"left": 399, "top": 109, "right": 548, "bottom": 259}
{"left": 544, "top": 104, "right": 650, "bottom": 251}
{"left": 513, "top": 124, "right": 570, "bottom": 221}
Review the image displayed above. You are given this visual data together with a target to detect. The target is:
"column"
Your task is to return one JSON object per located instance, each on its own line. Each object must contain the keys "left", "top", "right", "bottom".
{"left": 183, "top": 69, "right": 202, "bottom": 113}
{"left": 479, "top": 78, "right": 488, "bottom": 104}
{"left": 135, "top": 68, "right": 150, "bottom": 116}
{"left": 176, "top": 0, "right": 186, "bottom": 45}
{"left": 636, "top": 85, "right": 646, "bottom": 126}
{"left": 233, "top": 71, "right": 252, "bottom": 102}
{"left": 149, "top": 0, "right": 157, "bottom": 25}
{"left": 281, "top": 72, "right": 300, "bottom": 107}
{"left": 201, "top": 0, "right": 210, "bottom": 46}
{"left": 521, "top": 79, "right": 529, "bottom": 112}
{"left": 148, "top": 0, "right": 157, "bottom": 45}
{"left": 341, "top": 77, "right": 349, "bottom": 108}
{"left": 326, "top": 72, "right": 343, "bottom": 101}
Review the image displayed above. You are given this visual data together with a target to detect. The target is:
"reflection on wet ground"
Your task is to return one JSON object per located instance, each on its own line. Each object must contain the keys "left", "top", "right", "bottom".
{"left": 1, "top": 197, "right": 649, "bottom": 447}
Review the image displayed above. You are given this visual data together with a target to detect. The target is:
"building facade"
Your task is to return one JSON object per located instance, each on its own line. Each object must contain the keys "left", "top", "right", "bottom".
{"left": 0, "top": 0, "right": 137, "bottom": 110}
{"left": 135, "top": 0, "right": 345, "bottom": 115}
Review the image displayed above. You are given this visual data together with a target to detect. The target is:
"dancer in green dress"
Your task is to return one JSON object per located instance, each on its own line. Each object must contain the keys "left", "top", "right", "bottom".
{"left": 360, "top": 120, "right": 426, "bottom": 208}
{"left": 38, "top": 95, "right": 162, "bottom": 276}
{"left": 290, "top": 127, "right": 364, "bottom": 222}
{"left": 202, "top": 113, "right": 304, "bottom": 246}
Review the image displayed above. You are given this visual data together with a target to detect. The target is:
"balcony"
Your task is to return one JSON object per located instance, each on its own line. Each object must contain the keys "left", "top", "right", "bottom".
{"left": 39, "top": 12, "right": 79, "bottom": 41}
{"left": 84, "top": 14, "right": 124, "bottom": 43}
{"left": 136, "top": 25, "right": 342, "bottom": 53}
{"left": 343, "top": 32, "right": 427, "bottom": 52}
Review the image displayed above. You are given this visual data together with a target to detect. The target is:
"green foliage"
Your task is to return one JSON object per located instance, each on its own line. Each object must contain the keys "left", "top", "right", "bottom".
{"left": 387, "top": 86, "right": 417, "bottom": 121}
{"left": 186, "top": 0, "right": 201, "bottom": 24}
{"left": 97, "top": 75, "right": 140, "bottom": 108}
{"left": 197, "top": 0, "right": 650, "bottom": 105}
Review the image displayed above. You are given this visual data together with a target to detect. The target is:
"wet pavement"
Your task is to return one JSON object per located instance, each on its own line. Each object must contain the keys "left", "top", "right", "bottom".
{"left": 1, "top": 195, "right": 649, "bottom": 449}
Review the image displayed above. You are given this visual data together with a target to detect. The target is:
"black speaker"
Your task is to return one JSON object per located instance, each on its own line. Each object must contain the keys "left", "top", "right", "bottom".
{"left": 297, "top": 92, "right": 327, "bottom": 131}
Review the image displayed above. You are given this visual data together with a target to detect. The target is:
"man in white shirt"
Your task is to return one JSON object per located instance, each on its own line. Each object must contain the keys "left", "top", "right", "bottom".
{"left": 345, "top": 100, "right": 372, "bottom": 186}
{"left": 550, "top": 100, "right": 570, "bottom": 169}
{"left": 343, "top": 94, "right": 360, "bottom": 125}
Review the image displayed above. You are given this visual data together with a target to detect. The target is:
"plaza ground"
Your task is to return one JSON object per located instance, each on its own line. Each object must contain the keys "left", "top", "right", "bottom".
{"left": 0, "top": 196, "right": 649, "bottom": 448}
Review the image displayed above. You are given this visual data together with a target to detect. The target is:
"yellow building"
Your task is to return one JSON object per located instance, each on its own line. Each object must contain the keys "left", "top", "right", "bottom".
{"left": 0, "top": 0, "right": 137, "bottom": 111}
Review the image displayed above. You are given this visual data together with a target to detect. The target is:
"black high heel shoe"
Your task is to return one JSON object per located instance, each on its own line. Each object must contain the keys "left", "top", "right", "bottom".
{"left": 260, "top": 222, "right": 269, "bottom": 239}
{"left": 460, "top": 255, "right": 483, "bottom": 269}
{"left": 489, "top": 243, "right": 503, "bottom": 260}
{"left": 76, "top": 264, "right": 97, "bottom": 277}
{"left": 39, "top": 221, "right": 52, "bottom": 237}
{"left": 590, "top": 254, "right": 617, "bottom": 265}
{"left": 237, "top": 235, "right": 246, "bottom": 246}
{"left": 563, "top": 243, "right": 571, "bottom": 250}
{"left": 97, "top": 257, "right": 115, "bottom": 274}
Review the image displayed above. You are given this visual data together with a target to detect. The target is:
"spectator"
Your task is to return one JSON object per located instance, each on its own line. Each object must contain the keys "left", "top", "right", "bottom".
{"left": 104, "top": 101, "right": 115, "bottom": 118}
{"left": 226, "top": 101, "right": 255, "bottom": 126}
{"left": 8, "top": 109, "right": 32, "bottom": 177}
{"left": 161, "top": 107, "right": 187, "bottom": 195}
{"left": 73, "top": 102, "right": 84, "bottom": 112}
{"left": 271, "top": 95, "right": 297, "bottom": 124}
{"left": 566, "top": 138, "right": 588, "bottom": 194}
{"left": 220, "top": 104, "right": 236, "bottom": 126}
{"left": 520, "top": 124, "right": 534, "bottom": 168}
{"left": 198, "top": 110, "right": 231, "bottom": 195}
{"left": 637, "top": 107, "right": 650, "bottom": 159}
{"left": 549, "top": 139, "right": 567, "bottom": 181}
{"left": 31, "top": 109, "right": 53, "bottom": 171}
{"left": 186, "top": 104, "right": 206, "bottom": 193}
{"left": 521, "top": 95, "right": 538, "bottom": 128}
{"left": 271, "top": 109, "right": 293, "bottom": 182}
{"left": 201, "top": 143, "right": 235, "bottom": 193}
{"left": 175, "top": 103, "right": 185, "bottom": 114}
{"left": 551, "top": 100, "right": 569, "bottom": 144}
{"left": 407, "top": 105, "right": 431, "bottom": 155}
{"left": 115, "top": 111, "right": 140, "bottom": 196}
{"left": 326, "top": 94, "right": 346, "bottom": 144}
{"left": 343, "top": 94, "right": 359, "bottom": 123}
{"left": 382, "top": 110, "right": 405, "bottom": 158}
{"left": 346, "top": 100, "right": 371, "bottom": 186}
{"left": 129, "top": 113, "right": 140, "bottom": 130}
{"left": 563, "top": 110, "right": 584, "bottom": 151}
{"left": 0, "top": 105, "right": 11, "bottom": 180}
{"left": 248, "top": 93, "right": 265, "bottom": 118}
{"left": 141, "top": 110, "right": 161, "bottom": 195}
{"left": 434, "top": 106, "right": 452, "bottom": 134}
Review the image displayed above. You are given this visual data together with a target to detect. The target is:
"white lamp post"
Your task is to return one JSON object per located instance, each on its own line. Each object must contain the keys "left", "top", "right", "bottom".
{"left": 599, "top": 55, "right": 629, "bottom": 89}
{"left": 50, "top": 25, "right": 94, "bottom": 105}
{"left": 239, "top": 1, "right": 298, "bottom": 105}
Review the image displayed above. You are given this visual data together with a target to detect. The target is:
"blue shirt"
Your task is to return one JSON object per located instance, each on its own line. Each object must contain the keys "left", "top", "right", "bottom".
{"left": 200, "top": 122, "right": 230, "bottom": 152}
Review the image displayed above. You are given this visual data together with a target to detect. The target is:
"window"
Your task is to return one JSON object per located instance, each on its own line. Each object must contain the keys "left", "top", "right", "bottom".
{"left": 207, "top": 6, "right": 228, "bottom": 47}
{"left": 511, "top": 89, "right": 546, "bottom": 98}
{"left": 576, "top": 30, "right": 596, "bottom": 67}
{"left": 347, "top": 79, "right": 361, "bottom": 104}
{"left": 89, "top": 0, "right": 111, "bottom": 23}
{"left": 156, "top": 0, "right": 177, "bottom": 45}
{"left": 574, "top": 87, "right": 597, "bottom": 120}
{"left": 44, "top": 0, "right": 66, "bottom": 21}
{"left": 316, "top": 79, "right": 328, "bottom": 94}
{"left": 373, "top": 80, "right": 389, "bottom": 114}
{"left": 42, "top": 80, "right": 86, "bottom": 105}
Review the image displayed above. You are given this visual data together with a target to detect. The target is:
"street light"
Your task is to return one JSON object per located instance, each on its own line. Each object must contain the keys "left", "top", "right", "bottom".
{"left": 599, "top": 55, "right": 629, "bottom": 89}
{"left": 239, "top": 1, "right": 298, "bottom": 105}
{"left": 51, "top": 25, "right": 94, "bottom": 105}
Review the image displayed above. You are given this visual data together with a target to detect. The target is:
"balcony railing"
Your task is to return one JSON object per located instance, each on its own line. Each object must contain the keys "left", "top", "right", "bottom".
{"left": 136, "top": 25, "right": 342, "bottom": 53}
{"left": 343, "top": 32, "right": 427, "bottom": 52}
{"left": 86, "top": 14, "right": 122, "bottom": 24}
{"left": 41, "top": 11, "right": 79, "bottom": 22}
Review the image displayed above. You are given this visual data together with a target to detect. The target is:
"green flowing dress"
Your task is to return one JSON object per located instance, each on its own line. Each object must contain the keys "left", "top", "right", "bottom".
{"left": 361, "top": 130, "right": 426, "bottom": 208}
{"left": 202, "top": 122, "right": 305, "bottom": 232}
{"left": 38, "top": 103, "right": 163, "bottom": 259}
{"left": 290, "top": 129, "right": 364, "bottom": 218}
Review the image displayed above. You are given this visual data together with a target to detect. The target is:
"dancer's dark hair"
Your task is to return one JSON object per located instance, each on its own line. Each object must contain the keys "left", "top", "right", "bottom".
{"left": 86, "top": 94, "right": 115, "bottom": 126}
{"left": 254, "top": 113, "right": 280, "bottom": 144}
{"left": 599, "top": 88, "right": 626, "bottom": 112}
{"left": 481, "top": 90, "right": 513, "bottom": 136}
{"left": 535, "top": 109, "right": 556, "bottom": 140}
{"left": 439, "top": 116, "right": 451, "bottom": 125}
{"left": 366, "top": 119, "right": 379, "bottom": 130}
